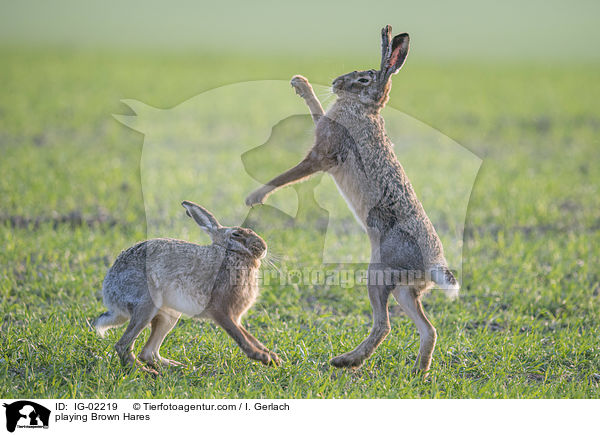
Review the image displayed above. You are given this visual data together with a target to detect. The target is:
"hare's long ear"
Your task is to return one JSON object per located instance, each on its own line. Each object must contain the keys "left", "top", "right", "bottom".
{"left": 181, "top": 201, "right": 221, "bottom": 237}
{"left": 380, "top": 26, "right": 410, "bottom": 79}
{"left": 380, "top": 25, "right": 393, "bottom": 71}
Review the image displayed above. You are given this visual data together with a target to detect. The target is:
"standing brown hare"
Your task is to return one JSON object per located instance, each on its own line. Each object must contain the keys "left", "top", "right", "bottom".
{"left": 246, "top": 25, "right": 459, "bottom": 372}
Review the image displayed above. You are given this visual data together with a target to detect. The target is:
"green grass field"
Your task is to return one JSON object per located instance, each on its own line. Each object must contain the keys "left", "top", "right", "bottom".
{"left": 1, "top": 47, "right": 599, "bottom": 398}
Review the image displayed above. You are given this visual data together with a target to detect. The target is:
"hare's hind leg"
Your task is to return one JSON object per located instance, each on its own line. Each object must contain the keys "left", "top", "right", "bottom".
{"left": 114, "top": 302, "right": 159, "bottom": 373}
{"left": 330, "top": 277, "right": 392, "bottom": 368}
{"left": 211, "top": 312, "right": 274, "bottom": 365}
{"left": 139, "top": 311, "right": 182, "bottom": 368}
{"left": 392, "top": 285, "right": 437, "bottom": 373}
{"left": 94, "top": 310, "right": 128, "bottom": 338}
{"left": 290, "top": 75, "right": 324, "bottom": 124}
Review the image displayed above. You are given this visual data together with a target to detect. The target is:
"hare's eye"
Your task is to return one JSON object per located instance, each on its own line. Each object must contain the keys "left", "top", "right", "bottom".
{"left": 358, "top": 78, "right": 370, "bottom": 84}
{"left": 232, "top": 231, "right": 242, "bottom": 238}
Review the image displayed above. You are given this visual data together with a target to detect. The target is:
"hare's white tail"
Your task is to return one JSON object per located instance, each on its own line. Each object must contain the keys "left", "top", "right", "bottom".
{"left": 429, "top": 266, "right": 460, "bottom": 300}
{"left": 94, "top": 311, "right": 127, "bottom": 338}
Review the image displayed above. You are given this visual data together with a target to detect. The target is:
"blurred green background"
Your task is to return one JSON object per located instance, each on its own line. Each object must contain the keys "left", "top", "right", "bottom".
{"left": 1, "top": 1, "right": 599, "bottom": 398}
{"left": 2, "top": 0, "right": 600, "bottom": 61}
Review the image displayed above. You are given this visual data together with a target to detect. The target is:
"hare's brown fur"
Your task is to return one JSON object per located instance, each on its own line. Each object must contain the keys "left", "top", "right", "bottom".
{"left": 246, "top": 26, "right": 458, "bottom": 372}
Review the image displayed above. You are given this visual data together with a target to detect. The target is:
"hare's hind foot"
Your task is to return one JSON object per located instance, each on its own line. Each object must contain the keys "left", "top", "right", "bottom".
{"left": 410, "top": 354, "right": 433, "bottom": 379}
{"left": 331, "top": 280, "right": 392, "bottom": 369}
{"left": 160, "top": 357, "right": 184, "bottom": 367}
{"left": 411, "top": 361, "right": 432, "bottom": 378}
{"left": 114, "top": 302, "right": 160, "bottom": 373}
{"left": 133, "top": 360, "right": 159, "bottom": 376}
{"left": 139, "top": 352, "right": 184, "bottom": 369}
{"left": 137, "top": 311, "right": 182, "bottom": 369}
{"left": 117, "top": 352, "right": 159, "bottom": 376}
{"left": 392, "top": 286, "right": 437, "bottom": 374}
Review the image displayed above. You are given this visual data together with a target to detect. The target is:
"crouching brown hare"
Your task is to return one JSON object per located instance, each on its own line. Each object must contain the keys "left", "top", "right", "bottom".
{"left": 246, "top": 25, "right": 459, "bottom": 372}
{"left": 94, "top": 200, "right": 279, "bottom": 373}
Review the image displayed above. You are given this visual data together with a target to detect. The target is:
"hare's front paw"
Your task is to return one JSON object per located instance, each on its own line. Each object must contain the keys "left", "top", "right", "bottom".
{"left": 330, "top": 351, "right": 365, "bottom": 369}
{"left": 290, "top": 75, "right": 312, "bottom": 98}
{"left": 249, "top": 350, "right": 272, "bottom": 365}
{"left": 248, "top": 349, "right": 280, "bottom": 366}
{"left": 268, "top": 351, "right": 281, "bottom": 366}
{"left": 245, "top": 188, "right": 266, "bottom": 207}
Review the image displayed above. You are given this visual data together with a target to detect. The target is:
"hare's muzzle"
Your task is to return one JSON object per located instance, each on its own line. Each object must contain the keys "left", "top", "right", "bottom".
{"left": 253, "top": 241, "right": 268, "bottom": 259}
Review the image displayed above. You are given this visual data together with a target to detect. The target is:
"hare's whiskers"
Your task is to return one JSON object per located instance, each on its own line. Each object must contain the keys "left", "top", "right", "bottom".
{"left": 266, "top": 250, "right": 284, "bottom": 262}
{"left": 262, "top": 257, "right": 282, "bottom": 275}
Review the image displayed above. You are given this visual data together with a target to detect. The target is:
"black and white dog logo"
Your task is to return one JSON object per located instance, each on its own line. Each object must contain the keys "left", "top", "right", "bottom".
{"left": 3, "top": 401, "right": 50, "bottom": 432}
